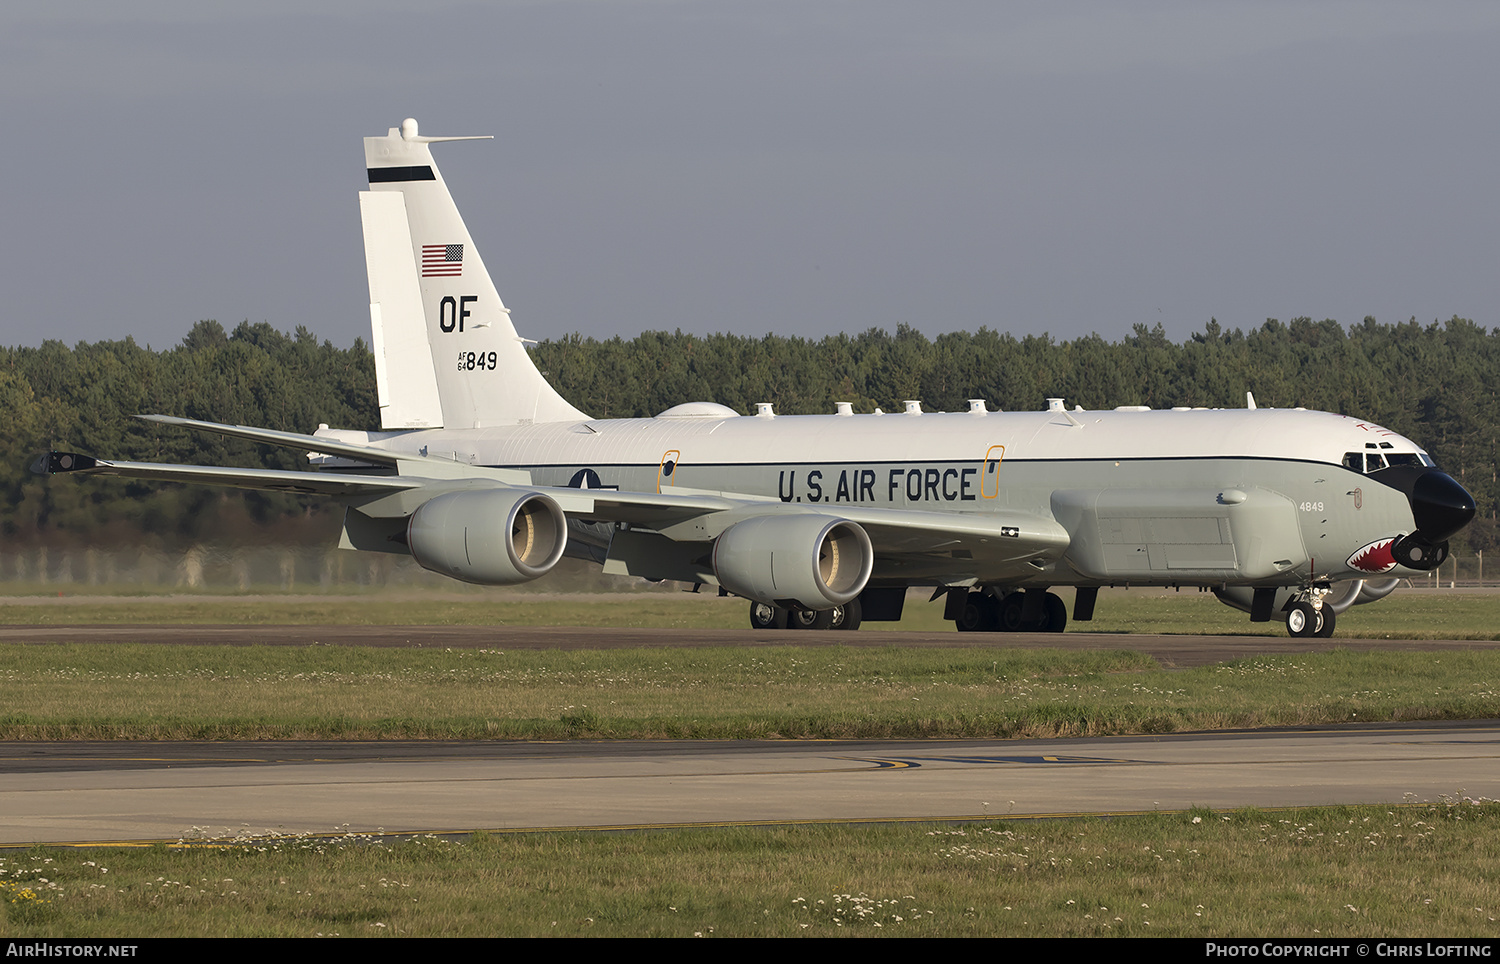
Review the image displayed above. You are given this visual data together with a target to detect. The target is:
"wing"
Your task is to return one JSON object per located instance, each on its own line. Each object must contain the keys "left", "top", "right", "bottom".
{"left": 598, "top": 494, "right": 1068, "bottom": 586}
{"left": 829, "top": 504, "right": 1069, "bottom": 583}
{"left": 33, "top": 451, "right": 423, "bottom": 497}
{"left": 32, "top": 443, "right": 743, "bottom": 527}
{"left": 37, "top": 415, "right": 1069, "bottom": 588}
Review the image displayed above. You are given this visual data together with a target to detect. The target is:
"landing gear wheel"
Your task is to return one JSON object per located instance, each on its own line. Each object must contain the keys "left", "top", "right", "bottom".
{"left": 1042, "top": 592, "right": 1068, "bottom": 633}
{"left": 997, "top": 592, "right": 1027, "bottom": 632}
{"left": 1313, "top": 605, "right": 1336, "bottom": 638}
{"left": 749, "top": 601, "right": 788, "bottom": 630}
{"left": 830, "top": 597, "right": 862, "bottom": 631}
{"left": 955, "top": 592, "right": 998, "bottom": 632}
{"left": 788, "top": 607, "right": 834, "bottom": 630}
{"left": 1285, "top": 601, "right": 1319, "bottom": 638}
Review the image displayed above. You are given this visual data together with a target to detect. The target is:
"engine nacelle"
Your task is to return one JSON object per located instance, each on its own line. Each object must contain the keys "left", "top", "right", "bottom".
{"left": 712, "top": 515, "right": 873, "bottom": 610}
{"left": 407, "top": 489, "right": 568, "bottom": 586}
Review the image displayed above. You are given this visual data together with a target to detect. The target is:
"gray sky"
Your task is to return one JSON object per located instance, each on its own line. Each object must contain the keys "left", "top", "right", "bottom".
{"left": 4, "top": 1, "right": 1498, "bottom": 351}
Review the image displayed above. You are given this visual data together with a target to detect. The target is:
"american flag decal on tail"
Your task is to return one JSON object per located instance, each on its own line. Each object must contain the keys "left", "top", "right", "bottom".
{"left": 421, "top": 243, "right": 464, "bottom": 277}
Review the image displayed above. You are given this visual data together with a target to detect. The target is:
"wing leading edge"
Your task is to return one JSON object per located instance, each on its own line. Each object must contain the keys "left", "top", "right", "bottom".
{"left": 34, "top": 451, "right": 423, "bottom": 498}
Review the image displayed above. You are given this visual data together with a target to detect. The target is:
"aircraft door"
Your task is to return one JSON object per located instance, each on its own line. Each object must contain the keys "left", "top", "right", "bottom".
{"left": 981, "top": 445, "right": 1005, "bottom": 499}
{"left": 657, "top": 450, "right": 681, "bottom": 493}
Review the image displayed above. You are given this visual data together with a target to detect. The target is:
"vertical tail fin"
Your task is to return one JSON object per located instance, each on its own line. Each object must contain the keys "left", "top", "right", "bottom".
{"left": 360, "top": 190, "right": 443, "bottom": 429}
{"left": 361, "top": 118, "right": 588, "bottom": 428}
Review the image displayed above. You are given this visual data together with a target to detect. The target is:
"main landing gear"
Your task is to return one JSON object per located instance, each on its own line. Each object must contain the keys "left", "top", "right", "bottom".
{"left": 952, "top": 589, "right": 1068, "bottom": 633}
{"left": 748, "top": 598, "right": 863, "bottom": 631}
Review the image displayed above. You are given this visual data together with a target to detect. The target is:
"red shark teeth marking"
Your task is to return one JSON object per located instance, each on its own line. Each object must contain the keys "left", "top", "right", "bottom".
{"left": 1348, "top": 538, "right": 1397, "bottom": 573}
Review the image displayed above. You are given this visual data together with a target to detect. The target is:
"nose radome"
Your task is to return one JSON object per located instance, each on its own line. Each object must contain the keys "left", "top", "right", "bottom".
{"left": 1411, "top": 470, "right": 1476, "bottom": 543}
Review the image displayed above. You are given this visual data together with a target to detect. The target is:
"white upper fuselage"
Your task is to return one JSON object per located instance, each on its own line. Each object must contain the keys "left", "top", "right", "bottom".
{"left": 346, "top": 405, "right": 1427, "bottom": 479}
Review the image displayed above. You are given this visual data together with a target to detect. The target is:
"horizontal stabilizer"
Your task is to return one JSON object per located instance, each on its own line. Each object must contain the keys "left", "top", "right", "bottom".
{"left": 137, "top": 414, "right": 422, "bottom": 466}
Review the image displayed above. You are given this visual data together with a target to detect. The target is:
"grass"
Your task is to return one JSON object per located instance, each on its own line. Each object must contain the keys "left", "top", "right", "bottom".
{"left": 0, "top": 586, "right": 1496, "bottom": 638}
{"left": 2, "top": 802, "right": 1497, "bottom": 937}
{"left": 1, "top": 644, "right": 1496, "bottom": 741}
{"left": 1, "top": 588, "right": 1496, "bottom": 936}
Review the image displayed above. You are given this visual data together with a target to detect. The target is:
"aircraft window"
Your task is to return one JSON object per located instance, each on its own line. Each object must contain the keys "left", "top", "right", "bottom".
{"left": 1420, "top": 453, "right": 1436, "bottom": 467}
{"left": 1344, "top": 451, "right": 1419, "bottom": 473}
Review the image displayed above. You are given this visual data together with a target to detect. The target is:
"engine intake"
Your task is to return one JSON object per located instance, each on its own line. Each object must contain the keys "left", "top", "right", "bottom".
{"left": 712, "top": 515, "right": 873, "bottom": 610}
{"left": 407, "top": 489, "right": 567, "bottom": 585}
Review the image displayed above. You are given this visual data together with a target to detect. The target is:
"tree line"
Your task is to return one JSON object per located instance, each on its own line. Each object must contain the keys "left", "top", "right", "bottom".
{"left": 3, "top": 316, "right": 1496, "bottom": 549}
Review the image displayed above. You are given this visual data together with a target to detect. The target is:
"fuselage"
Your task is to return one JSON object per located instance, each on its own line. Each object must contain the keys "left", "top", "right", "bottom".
{"left": 326, "top": 404, "right": 1454, "bottom": 588}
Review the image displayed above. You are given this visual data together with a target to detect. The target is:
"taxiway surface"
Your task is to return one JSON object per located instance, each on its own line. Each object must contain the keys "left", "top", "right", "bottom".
{"left": 3, "top": 723, "right": 1497, "bottom": 846}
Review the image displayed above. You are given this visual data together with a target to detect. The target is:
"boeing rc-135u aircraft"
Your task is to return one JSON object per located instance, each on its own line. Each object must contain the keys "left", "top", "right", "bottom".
{"left": 39, "top": 119, "right": 1477, "bottom": 637}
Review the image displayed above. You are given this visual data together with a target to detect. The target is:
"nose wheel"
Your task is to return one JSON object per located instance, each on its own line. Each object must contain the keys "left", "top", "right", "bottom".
{"left": 1284, "top": 597, "right": 1336, "bottom": 638}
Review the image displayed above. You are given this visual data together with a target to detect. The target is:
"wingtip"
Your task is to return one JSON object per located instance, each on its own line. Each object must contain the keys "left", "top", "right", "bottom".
{"left": 33, "top": 452, "right": 99, "bottom": 476}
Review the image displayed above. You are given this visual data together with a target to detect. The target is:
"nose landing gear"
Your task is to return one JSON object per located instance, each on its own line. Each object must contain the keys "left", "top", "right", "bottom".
{"left": 1284, "top": 588, "right": 1336, "bottom": 638}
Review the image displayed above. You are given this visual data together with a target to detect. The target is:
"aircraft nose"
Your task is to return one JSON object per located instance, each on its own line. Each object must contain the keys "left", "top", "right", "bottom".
{"left": 1409, "top": 470, "right": 1475, "bottom": 543}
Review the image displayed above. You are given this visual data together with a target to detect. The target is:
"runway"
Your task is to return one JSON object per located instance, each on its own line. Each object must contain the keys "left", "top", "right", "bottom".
{"left": 3, "top": 722, "right": 1497, "bottom": 846}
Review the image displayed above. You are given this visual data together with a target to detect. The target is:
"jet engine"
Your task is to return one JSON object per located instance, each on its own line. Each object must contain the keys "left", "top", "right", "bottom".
{"left": 407, "top": 488, "right": 568, "bottom": 585}
{"left": 712, "top": 515, "right": 873, "bottom": 611}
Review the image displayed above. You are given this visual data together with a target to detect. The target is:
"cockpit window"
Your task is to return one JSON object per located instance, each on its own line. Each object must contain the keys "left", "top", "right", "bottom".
{"left": 1344, "top": 451, "right": 1420, "bottom": 473}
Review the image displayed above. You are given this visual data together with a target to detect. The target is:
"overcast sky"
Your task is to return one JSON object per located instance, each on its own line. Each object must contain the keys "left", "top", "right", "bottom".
{"left": 4, "top": 1, "right": 1497, "bottom": 351}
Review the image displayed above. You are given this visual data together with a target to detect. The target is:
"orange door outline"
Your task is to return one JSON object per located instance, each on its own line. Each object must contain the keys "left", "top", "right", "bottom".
{"left": 657, "top": 450, "right": 681, "bottom": 493}
{"left": 981, "top": 445, "right": 1005, "bottom": 499}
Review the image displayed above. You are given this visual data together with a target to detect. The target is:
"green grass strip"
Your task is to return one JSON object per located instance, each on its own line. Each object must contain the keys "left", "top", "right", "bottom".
{"left": 2, "top": 644, "right": 1496, "bottom": 740}
{"left": 1, "top": 588, "right": 1497, "bottom": 638}
{"left": 3, "top": 802, "right": 1497, "bottom": 937}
